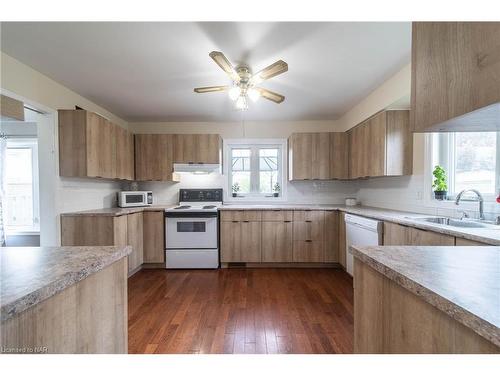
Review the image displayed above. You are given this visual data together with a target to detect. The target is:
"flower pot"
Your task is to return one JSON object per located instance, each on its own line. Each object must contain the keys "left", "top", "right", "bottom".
{"left": 434, "top": 190, "right": 447, "bottom": 200}
{"left": 273, "top": 192, "right": 279, "bottom": 197}
{"left": 232, "top": 193, "right": 237, "bottom": 197}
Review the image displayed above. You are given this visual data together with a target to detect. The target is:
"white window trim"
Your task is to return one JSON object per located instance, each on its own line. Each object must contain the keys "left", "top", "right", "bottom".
{"left": 5, "top": 138, "right": 40, "bottom": 234}
{"left": 223, "top": 138, "right": 287, "bottom": 203}
{"left": 423, "top": 133, "right": 499, "bottom": 212}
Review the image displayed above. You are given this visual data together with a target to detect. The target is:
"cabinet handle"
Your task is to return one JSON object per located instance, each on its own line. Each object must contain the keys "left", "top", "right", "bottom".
{"left": 305, "top": 240, "right": 312, "bottom": 242}
{"left": 305, "top": 220, "right": 312, "bottom": 223}
{"left": 243, "top": 220, "right": 249, "bottom": 222}
{"left": 284, "top": 220, "right": 291, "bottom": 223}
{"left": 232, "top": 221, "right": 239, "bottom": 223}
{"left": 272, "top": 209, "right": 281, "bottom": 212}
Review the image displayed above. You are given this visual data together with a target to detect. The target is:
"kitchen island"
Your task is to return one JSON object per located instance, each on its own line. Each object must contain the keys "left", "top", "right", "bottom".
{"left": 350, "top": 245, "right": 500, "bottom": 353}
{"left": 1, "top": 245, "right": 131, "bottom": 354}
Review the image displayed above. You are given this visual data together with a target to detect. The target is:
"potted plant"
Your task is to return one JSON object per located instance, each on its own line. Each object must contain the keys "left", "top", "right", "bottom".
{"left": 273, "top": 182, "right": 280, "bottom": 197}
{"left": 432, "top": 165, "right": 448, "bottom": 200}
{"left": 232, "top": 182, "right": 240, "bottom": 197}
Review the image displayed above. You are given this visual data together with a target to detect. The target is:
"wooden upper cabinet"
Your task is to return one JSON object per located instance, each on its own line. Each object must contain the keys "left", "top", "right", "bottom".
{"left": 348, "top": 110, "right": 412, "bottom": 179}
{"left": 1, "top": 94, "right": 24, "bottom": 121}
{"left": 135, "top": 134, "right": 177, "bottom": 181}
{"left": 173, "top": 134, "right": 221, "bottom": 164}
{"left": 411, "top": 22, "right": 500, "bottom": 132}
{"left": 330, "top": 132, "right": 349, "bottom": 179}
{"left": 289, "top": 133, "right": 313, "bottom": 180}
{"left": 115, "top": 125, "right": 135, "bottom": 180}
{"left": 288, "top": 132, "right": 348, "bottom": 181}
{"left": 59, "top": 109, "right": 130, "bottom": 179}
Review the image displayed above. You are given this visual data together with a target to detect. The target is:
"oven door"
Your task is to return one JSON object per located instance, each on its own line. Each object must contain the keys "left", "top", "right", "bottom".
{"left": 165, "top": 212, "right": 218, "bottom": 249}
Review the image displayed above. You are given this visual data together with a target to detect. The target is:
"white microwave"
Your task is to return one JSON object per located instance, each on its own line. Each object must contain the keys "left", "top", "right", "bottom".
{"left": 118, "top": 191, "right": 153, "bottom": 207}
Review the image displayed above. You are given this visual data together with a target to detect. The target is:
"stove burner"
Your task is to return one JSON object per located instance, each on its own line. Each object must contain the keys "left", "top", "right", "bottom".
{"left": 203, "top": 205, "right": 216, "bottom": 209}
{"left": 174, "top": 205, "right": 191, "bottom": 210}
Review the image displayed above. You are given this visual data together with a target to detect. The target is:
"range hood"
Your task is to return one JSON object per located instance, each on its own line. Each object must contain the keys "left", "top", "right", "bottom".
{"left": 173, "top": 163, "right": 221, "bottom": 174}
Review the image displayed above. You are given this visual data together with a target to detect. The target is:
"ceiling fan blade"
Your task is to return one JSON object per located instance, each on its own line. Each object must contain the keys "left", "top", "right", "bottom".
{"left": 194, "top": 85, "right": 229, "bottom": 93}
{"left": 256, "top": 88, "right": 285, "bottom": 104}
{"left": 251, "top": 60, "right": 288, "bottom": 85}
{"left": 209, "top": 51, "right": 240, "bottom": 82}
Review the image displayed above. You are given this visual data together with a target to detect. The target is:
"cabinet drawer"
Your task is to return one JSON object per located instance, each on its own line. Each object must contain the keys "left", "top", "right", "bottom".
{"left": 261, "top": 210, "right": 293, "bottom": 222}
{"left": 293, "top": 210, "right": 325, "bottom": 222}
{"left": 293, "top": 221, "right": 324, "bottom": 241}
{"left": 293, "top": 240, "right": 324, "bottom": 262}
{"left": 220, "top": 210, "right": 262, "bottom": 222}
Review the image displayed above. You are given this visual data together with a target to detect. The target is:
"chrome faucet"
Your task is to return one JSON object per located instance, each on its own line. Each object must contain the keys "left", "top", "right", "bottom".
{"left": 455, "top": 189, "right": 485, "bottom": 220}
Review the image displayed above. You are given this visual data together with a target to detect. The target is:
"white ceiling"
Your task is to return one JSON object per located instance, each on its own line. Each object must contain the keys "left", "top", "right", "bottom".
{"left": 1, "top": 22, "right": 411, "bottom": 122}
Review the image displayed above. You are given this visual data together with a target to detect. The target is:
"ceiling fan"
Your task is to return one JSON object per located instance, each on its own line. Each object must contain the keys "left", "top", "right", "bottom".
{"left": 194, "top": 51, "right": 288, "bottom": 110}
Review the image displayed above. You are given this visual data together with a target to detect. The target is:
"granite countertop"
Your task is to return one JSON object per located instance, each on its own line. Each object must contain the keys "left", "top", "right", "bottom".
{"left": 61, "top": 204, "right": 500, "bottom": 245}
{"left": 0, "top": 245, "right": 131, "bottom": 321}
{"left": 350, "top": 245, "right": 500, "bottom": 347}
{"left": 60, "top": 205, "right": 175, "bottom": 217}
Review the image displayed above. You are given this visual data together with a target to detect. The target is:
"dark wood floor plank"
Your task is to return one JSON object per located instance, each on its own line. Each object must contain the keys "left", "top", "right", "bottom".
{"left": 128, "top": 268, "right": 353, "bottom": 354}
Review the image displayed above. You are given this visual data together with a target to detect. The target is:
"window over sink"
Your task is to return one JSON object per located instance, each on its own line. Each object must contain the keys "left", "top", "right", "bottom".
{"left": 224, "top": 139, "right": 286, "bottom": 201}
{"left": 429, "top": 132, "right": 499, "bottom": 201}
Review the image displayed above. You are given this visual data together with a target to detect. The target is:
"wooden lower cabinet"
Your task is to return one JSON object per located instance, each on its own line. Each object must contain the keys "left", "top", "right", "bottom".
{"left": 384, "top": 222, "right": 455, "bottom": 246}
{"left": 220, "top": 221, "right": 241, "bottom": 262}
{"left": 293, "top": 240, "right": 324, "bottom": 262}
{"left": 338, "top": 212, "right": 347, "bottom": 268}
{"left": 261, "top": 221, "right": 293, "bottom": 262}
{"left": 61, "top": 213, "right": 144, "bottom": 275}
{"left": 220, "top": 220, "right": 261, "bottom": 262}
{"left": 324, "top": 211, "right": 339, "bottom": 262}
{"left": 293, "top": 210, "right": 325, "bottom": 262}
{"left": 143, "top": 211, "right": 165, "bottom": 263}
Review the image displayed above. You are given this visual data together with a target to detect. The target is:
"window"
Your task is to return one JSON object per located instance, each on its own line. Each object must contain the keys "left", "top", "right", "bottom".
{"left": 225, "top": 139, "right": 286, "bottom": 200}
{"left": 430, "top": 132, "right": 499, "bottom": 199}
{"left": 5, "top": 139, "right": 40, "bottom": 232}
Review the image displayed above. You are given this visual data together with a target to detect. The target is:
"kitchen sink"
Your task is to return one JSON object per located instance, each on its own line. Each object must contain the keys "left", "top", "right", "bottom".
{"left": 408, "top": 217, "right": 500, "bottom": 229}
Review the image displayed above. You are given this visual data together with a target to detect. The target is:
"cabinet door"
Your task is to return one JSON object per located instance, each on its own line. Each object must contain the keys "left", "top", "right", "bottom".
{"left": 383, "top": 222, "right": 409, "bottom": 245}
{"left": 115, "top": 126, "right": 134, "bottom": 180}
{"left": 195, "top": 134, "right": 221, "bottom": 164}
{"left": 127, "top": 213, "right": 144, "bottom": 272}
{"left": 293, "top": 240, "right": 324, "bottom": 262}
{"left": 324, "top": 211, "right": 339, "bottom": 262}
{"left": 135, "top": 134, "right": 175, "bottom": 181}
{"left": 173, "top": 134, "right": 197, "bottom": 163}
{"left": 368, "top": 112, "right": 386, "bottom": 177}
{"left": 86, "top": 112, "right": 114, "bottom": 178}
{"left": 143, "top": 211, "right": 165, "bottom": 263}
{"left": 338, "top": 212, "right": 347, "bottom": 268}
{"left": 455, "top": 238, "right": 489, "bottom": 246}
{"left": 411, "top": 22, "right": 500, "bottom": 132}
{"left": 348, "top": 128, "right": 358, "bottom": 179}
{"left": 240, "top": 221, "right": 261, "bottom": 262}
{"left": 386, "top": 111, "right": 412, "bottom": 176}
{"left": 220, "top": 221, "right": 241, "bottom": 262}
{"left": 311, "top": 133, "right": 330, "bottom": 179}
{"left": 289, "top": 133, "right": 312, "bottom": 180}
{"left": 408, "top": 227, "right": 455, "bottom": 246}
{"left": 330, "top": 132, "right": 349, "bottom": 179}
{"left": 262, "top": 221, "right": 293, "bottom": 262}
{"left": 58, "top": 110, "right": 87, "bottom": 177}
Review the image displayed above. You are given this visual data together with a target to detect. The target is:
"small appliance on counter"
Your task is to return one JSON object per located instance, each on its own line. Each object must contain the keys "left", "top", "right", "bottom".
{"left": 118, "top": 191, "right": 153, "bottom": 207}
{"left": 164, "top": 188, "right": 223, "bottom": 269}
{"left": 345, "top": 197, "right": 358, "bottom": 206}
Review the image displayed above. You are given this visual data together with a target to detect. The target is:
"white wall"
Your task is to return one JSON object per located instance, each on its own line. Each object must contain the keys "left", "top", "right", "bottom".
{"left": 1, "top": 52, "right": 130, "bottom": 245}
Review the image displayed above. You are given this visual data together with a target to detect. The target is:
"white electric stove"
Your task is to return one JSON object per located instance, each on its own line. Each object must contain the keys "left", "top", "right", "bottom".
{"left": 164, "top": 189, "right": 222, "bottom": 269}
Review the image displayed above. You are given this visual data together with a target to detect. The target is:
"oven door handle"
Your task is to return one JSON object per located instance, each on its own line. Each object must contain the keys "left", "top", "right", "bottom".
{"left": 164, "top": 211, "right": 218, "bottom": 218}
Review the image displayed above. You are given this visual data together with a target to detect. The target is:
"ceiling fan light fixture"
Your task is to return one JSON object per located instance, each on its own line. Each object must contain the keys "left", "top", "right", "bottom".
{"left": 235, "top": 95, "right": 248, "bottom": 111}
{"left": 247, "top": 87, "right": 260, "bottom": 102}
{"left": 228, "top": 86, "right": 241, "bottom": 101}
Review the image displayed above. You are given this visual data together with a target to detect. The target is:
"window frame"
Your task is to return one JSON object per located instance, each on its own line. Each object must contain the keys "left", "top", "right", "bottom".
{"left": 5, "top": 138, "right": 40, "bottom": 234}
{"left": 426, "top": 132, "right": 500, "bottom": 203}
{"left": 224, "top": 138, "right": 287, "bottom": 202}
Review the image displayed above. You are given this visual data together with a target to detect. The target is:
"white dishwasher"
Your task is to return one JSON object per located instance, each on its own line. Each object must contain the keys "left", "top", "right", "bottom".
{"left": 344, "top": 214, "right": 383, "bottom": 276}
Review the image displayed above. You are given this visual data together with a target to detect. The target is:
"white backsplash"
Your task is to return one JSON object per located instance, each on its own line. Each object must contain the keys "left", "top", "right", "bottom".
{"left": 138, "top": 173, "right": 360, "bottom": 205}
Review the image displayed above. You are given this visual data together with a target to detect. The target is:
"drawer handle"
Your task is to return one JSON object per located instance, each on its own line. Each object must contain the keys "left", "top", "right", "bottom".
{"left": 305, "top": 240, "right": 312, "bottom": 242}
{"left": 284, "top": 220, "right": 291, "bottom": 223}
{"left": 305, "top": 220, "right": 312, "bottom": 223}
{"left": 232, "top": 221, "right": 239, "bottom": 223}
{"left": 243, "top": 220, "right": 249, "bottom": 223}
{"left": 272, "top": 209, "right": 281, "bottom": 212}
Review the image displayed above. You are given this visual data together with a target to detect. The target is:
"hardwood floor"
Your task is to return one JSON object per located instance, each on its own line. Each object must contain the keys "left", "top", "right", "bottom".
{"left": 128, "top": 268, "right": 353, "bottom": 354}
